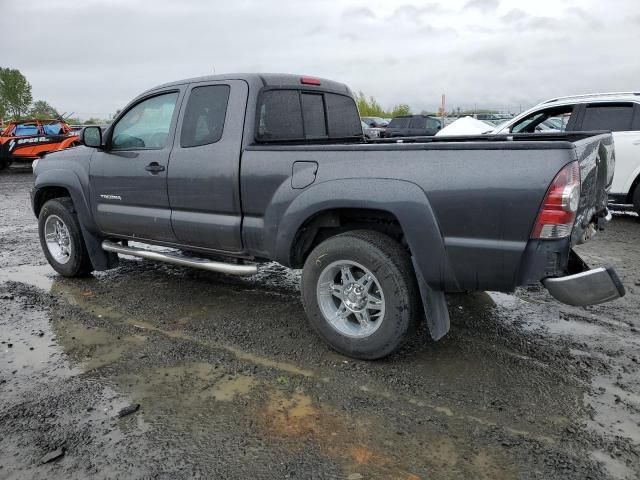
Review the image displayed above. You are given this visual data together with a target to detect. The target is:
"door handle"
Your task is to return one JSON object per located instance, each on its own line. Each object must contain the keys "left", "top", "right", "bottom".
{"left": 145, "top": 162, "right": 165, "bottom": 173}
{"left": 632, "top": 140, "right": 640, "bottom": 146}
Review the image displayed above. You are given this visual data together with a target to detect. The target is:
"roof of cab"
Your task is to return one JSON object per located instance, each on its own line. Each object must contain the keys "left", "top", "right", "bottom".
{"left": 144, "top": 73, "right": 351, "bottom": 96}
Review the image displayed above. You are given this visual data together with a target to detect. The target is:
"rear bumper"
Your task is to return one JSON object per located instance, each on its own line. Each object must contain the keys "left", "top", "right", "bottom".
{"left": 543, "top": 265, "right": 625, "bottom": 306}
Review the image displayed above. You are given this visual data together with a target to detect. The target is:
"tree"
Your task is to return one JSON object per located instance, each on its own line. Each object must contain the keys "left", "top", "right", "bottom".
{"left": 390, "top": 104, "right": 411, "bottom": 117}
{"left": 356, "top": 91, "right": 386, "bottom": 117}
{"left": 0, "top": 68, "right": 33, "bottom": 119}
{"left": 356, "top": 91, "right": 413, "bottom": 118}
{"left": 30, "top": 100, "right": 59, "bottom": 119}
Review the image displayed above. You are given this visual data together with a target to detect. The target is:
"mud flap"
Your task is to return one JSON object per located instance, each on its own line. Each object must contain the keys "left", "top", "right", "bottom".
{"left": 79, "top": 224, "right": 119, "bottom": 271}
{"left": 412, "top": 257, "right": 450, "bottom": 340}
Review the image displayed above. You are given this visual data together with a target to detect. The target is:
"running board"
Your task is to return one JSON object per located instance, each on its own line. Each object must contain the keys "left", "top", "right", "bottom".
{"left": 101, "top": 240, "right": 258, "bottom": 276}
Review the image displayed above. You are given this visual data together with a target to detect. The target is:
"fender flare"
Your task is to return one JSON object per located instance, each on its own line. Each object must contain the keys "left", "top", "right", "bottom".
{"left": 33, "top": 169, "right": 118, "bottom": 271}
{"left": 271, "top": 178, "right": 458, "bottom": 290}
{"left": 34, "top": 168, "right": 94, "bottom": 228}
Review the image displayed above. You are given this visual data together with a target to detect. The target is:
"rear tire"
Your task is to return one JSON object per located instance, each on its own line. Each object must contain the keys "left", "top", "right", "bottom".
{"left": 301, "top": 230, "right": 419, "bottom": 360}
{"left": 38, "top": 198, "right": 93, "bottom": 277}
{"left": 0, "top": 159, "right": 8, "bottom": 171}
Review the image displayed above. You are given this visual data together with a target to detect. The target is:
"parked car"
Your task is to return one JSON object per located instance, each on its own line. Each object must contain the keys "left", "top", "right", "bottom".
{"left": 32, "top": 73, "right": 623, "bottom": 360}
{"left": 384, "top": 114, "right": 442, "bottom": 137}
{"left": 361, "top": 116, "right": 389, "bottom": 128}
{"left": 493, "top": 92, "right": 640, "bottom": 214}
{"left": 0, "top": 119, "right": 79, "bottom": 170}
{"left": 361, "top": 121, "right": 382, "bottom": 139}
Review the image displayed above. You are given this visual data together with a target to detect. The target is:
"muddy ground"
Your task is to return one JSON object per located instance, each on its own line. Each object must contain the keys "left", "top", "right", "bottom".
{"left": 1, "top": 168, "right": 639, "bottom": 480}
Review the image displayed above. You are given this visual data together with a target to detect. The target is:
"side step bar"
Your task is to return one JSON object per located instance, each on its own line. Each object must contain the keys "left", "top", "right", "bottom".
{"left": 102, "top": 240, "right": 258, "bottom": 276}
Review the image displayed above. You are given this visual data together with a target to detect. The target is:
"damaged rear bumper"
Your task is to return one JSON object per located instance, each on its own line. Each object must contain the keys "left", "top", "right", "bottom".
{"left": 543, "top": 256, "right": 625, "bottom": 306}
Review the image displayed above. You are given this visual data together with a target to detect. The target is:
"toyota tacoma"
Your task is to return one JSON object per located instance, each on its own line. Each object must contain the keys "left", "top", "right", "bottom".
{"left": 31, "top": 73, "right": 624, "bottom": 359}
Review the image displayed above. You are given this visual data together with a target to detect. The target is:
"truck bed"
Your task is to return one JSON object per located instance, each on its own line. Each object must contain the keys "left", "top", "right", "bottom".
{"left": 241, "top": 132, "right": 614, "bottom": 292}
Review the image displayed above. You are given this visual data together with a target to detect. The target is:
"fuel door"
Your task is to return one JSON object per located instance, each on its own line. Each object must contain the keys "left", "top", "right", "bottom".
{"left": 291, "top": 161, "right": 318, "bottom": 189}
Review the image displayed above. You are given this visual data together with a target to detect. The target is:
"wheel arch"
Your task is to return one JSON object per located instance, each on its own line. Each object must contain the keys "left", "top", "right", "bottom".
{"left": 274, "top": 178, "right": 458, "bottom": 290}
{"left": 288, "top": 208, "right": 405, "bottom": 269}
{"left": 33, "top": 170, "right": 118, "bottom": 271}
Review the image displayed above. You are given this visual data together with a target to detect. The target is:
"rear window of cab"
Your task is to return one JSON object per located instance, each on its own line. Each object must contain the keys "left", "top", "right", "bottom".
{"left": 256, "top": 89, "right": 362, "bottom": 142}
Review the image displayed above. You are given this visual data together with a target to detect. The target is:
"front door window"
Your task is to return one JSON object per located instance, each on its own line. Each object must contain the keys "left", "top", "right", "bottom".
{"left": 111, "top": 92, "right": 179, "bottom": 150}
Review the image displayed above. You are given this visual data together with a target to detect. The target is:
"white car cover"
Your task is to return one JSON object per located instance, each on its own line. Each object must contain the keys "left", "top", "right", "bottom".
{"left": 435, "top": 116, "right": 494, "bottom": 136}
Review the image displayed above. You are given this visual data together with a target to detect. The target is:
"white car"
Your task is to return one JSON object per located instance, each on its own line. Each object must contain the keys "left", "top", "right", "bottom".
{"left": 493, "top": 92, "right": 640, "bottom": 214}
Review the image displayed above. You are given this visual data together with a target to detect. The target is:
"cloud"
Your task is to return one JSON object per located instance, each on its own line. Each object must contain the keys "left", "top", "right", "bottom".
{"left": 419, "top": 24, "right": 457, "bottom": 37}
{"left": 1, "top": 0, "right": 639, "bottom": 117}
{"left": 501, "top": 8, "right": 560, "bottom": 30}
{"left": 565, "top": 6, "right": 603, "bottom": 28}
{"left": 390, "top": 3, "right": 448, "bottom": 22}
{"left": 501, "top": 8, "right": 527, "bottom": 23}
{"left": 306, "top": 25, "right": 329, "bottom": 36}
{"left": 464, "top": 47, "right": 509, "bottom": 67}
{"left": 341, "top": 7, "right": 376, "bottom": 21}
{"left": 464, "top": 0, "right": 500, "bottom": 13}
{"left": 340, "top": 33, "right": 359, "bottom": 42}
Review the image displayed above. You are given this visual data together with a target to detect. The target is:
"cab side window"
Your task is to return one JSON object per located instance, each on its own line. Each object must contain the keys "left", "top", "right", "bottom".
{"left": 580, "top": 103, "right": 634, "bottom": 132}
{"left": 180, "top": 85, "right": 230, "bottom": 148}
{"left": 111, "top": 92, "right": 179, "bottom": 150}
{"left": 511, "top": 106, "right": 574, "bottom": 133}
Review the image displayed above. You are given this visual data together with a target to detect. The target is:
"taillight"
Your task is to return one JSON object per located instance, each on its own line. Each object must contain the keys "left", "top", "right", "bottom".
{"left": 531, "top": 161, "right": 581, "bottom": 239}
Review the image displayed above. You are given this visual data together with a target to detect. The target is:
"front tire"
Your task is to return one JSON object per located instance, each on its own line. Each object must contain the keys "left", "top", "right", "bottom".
{"left": 38, "top": 198, "right": 93, "bottom": 277}
{"left": 301, "top": 230, "right": 419, "bottom": 360}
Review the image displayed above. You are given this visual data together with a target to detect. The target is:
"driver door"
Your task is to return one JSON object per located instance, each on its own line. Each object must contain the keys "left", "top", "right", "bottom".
{"left": 90, "top": 89, "right": 183, "bottom": 242}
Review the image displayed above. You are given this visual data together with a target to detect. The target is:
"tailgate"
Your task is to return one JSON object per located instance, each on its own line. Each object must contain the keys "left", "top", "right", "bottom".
{"left": 571, "top": 132, "right": 615, "bottom": 246}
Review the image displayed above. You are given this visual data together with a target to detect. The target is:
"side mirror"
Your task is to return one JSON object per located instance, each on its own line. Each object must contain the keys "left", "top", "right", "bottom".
{"left": 80, "top": 126, "right": 102, "bottom": 148}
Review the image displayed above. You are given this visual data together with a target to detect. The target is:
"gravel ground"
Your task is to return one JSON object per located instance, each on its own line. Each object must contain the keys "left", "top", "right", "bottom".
{"left": 1, "top": 168, "right": 639, "bottom": 479}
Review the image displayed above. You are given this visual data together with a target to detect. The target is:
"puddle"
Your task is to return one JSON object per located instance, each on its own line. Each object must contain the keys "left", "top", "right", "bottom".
{"left": 53, "top": 321, "right": 146, "bottom": 371}
{"left": 211, "top": 374, "right": 257, "bottom": 401}
{"left": 0, "top": 264, "right": 56, "bottom": 291}
{"left": 114, "top": 363, "right": 259, "bottom": 412}
{"left": 47, "top": 281, "right": 316, "bottom": 378}
{"left": 0, "top": 295, "right": 77, "bottom": 400}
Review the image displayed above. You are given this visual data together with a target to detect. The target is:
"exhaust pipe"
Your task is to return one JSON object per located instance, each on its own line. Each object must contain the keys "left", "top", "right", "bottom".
{"left": 102, "top": 240, "right": 258, "bottom": 276}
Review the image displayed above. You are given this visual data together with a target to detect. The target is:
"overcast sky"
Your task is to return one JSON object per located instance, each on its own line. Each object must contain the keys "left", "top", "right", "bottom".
{"left": 1, "top": 0, "right": 639, "bottom": 119}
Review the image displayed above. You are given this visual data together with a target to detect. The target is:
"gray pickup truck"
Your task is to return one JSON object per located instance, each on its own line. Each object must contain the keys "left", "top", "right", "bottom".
{"left": 31, "top": 73, "right": 625, "bottom": 359}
